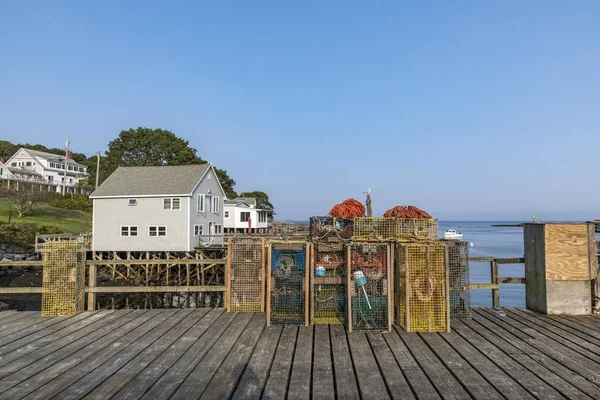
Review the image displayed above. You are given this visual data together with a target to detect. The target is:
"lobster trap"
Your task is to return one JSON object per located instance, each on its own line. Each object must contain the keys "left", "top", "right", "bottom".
{"left": 311, "top": 242, "right": 346, "bottom": 324}
{"left": 346, "top": 242, "right": 392, "bottom": 332}
{"left": 396, "top": 218, "right": 439, "bottom": 242}
{"left": 353, "top": 218, "right": 396, "bottom": 241}
{"left": 396, "top": 243, "right": 450, "bottom": 332}
{"left": 309, "top": 216, "right": 353, "bottom": 242}
{"left": 42, "top": 241, "right": 86, "bottom": 317}
{"left": 444, "top": 240, "right": 471, "bottom": 319}
{"left": 267, "top": 241, "right": 309, "bottom": 326}
{"left": 226, "top": 238, "right": 265, "bottom": 312}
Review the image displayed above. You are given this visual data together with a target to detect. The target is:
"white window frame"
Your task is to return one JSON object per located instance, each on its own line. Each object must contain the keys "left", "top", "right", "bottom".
{"left": 197, "top": 194, "right": 205, "bottom": 212}
{"left": 194, "top": 224, "right": 204, "bottom": 236}
{"left": 120, "top": 225, "right": 138, "bottom": 237}
{"left": 215, "top": 224, "right": 222, "bottom": 234}
{"left": 128, "top": 199, "right": 137, "bottom": 206}
{"left": 163, "top": 198, "right": 181, "bottom": 210}
{"left": 212, "top": 196, "right": 220, "bottom": 213}
{"left": 224, "top": 210, "right": 230, "bottom": 218}
{"left": 240, "top": 211, "right": 250, "bottom": 222}
{"left": 149, "top": 225, "right": 167, "bottom": 237}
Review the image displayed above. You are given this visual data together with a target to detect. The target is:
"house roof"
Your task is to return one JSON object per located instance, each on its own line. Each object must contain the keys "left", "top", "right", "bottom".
{"left": 8, "top": 167, "right": 43, "bottom": 177}
{"left": 90, "top": 164, "right": 211, "bottom": 198}
{"left": 225, "top": 197, "right": 257, "bottom": 207}
{"left": 19, "top": 148, "right": 87, "bottom": 168}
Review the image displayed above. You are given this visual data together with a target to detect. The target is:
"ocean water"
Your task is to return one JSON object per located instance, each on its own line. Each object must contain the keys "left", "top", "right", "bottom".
{"left": 439, "top": 221, "right": 600, "bottom": 308}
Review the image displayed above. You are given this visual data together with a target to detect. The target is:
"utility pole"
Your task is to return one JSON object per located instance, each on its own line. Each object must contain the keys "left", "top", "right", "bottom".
{"left": 62, "top": 135, "right": 70, "bottom": 196}
{"left": 95, "top": 151, "right": 100, "bottom": 189}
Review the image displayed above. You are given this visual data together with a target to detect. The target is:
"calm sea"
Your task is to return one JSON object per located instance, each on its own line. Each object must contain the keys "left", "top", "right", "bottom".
{"left": 439, "top": 221, "right": 600, "bottom": 307}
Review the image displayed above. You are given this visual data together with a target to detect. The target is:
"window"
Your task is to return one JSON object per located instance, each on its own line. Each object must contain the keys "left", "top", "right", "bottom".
{"left": 163, "top": 198, "right": 181, "bottom": 210}
{"left": 197, "top": 194, "right": 205, "bottom": 212}
{"left": 0, "top": 168, "right": 3, "bottom": 175}
{"left": 26, "top": 161, "right": 31, "bottom": 166}
{"left": 194, "top": 224, "right": 204, "bottom": 236}
{"left": 68, "top": 166, "right": 73, "bottom": 171}
{"left": 11, "top": 162, "right": 16, "bottom": 167}
{"left": 205, "top": 195, "right": 212, "bottom": 212}
{"left": 259, "top": 211, "right": 267, "bottom": 223}
{"left": 49, "top": 162, "right": 55, "bottom": 168}
{"left": 48, "top": 176, "right": 53, "bottom": 182}
{"left": 149, "top": 226, "right": 167, "bottom": 237}
{"left": 224, "top": 210, "right": 230, "bottom": 218}
{"left": 128, "top": 199, "right": 137, "bottom": 206}
{"left": 211, "top": 196, "right": 220, "bottom": 213}
{"left": 241, "top": 212, "right": 250, "bottom": 222}
{"left": 215, "top": 224, "right": 222, "bottom": 234}
{"left": 121, "top": 226, "right": 138, "bottom": 237}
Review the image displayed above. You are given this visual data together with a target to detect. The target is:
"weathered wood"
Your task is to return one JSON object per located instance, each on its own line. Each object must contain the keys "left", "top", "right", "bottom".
{"left": 524, "top": 224, "right": 547, "bottom": 313}
{"left": 0, "top": 315, "right": 48, "bottom": 338}
{"left": 86, "top": 285, "right": 226, "bottom": 293}
{"left": 0, "top": 287, "right": 43, "bottom": 294}
{"left": 311, "top": 325, "right": 334, "bottom": 400}
{"left": 367, "top": 332, "right": 415, "bottom": 399}
{"left": 86, "top": 259, "right": 226, "bottom": 265}
{"left": 497, "top": 277, "right": 526, "bottom": 284}
{"left": 87, "top": 263, "right": 97, "bottom": 310}
{"left": 329, "top": 324, "right": 359, "bottom": 399}
{"left": 262, "top": 325, "right": 298, "bottom": 399}
{"left": 287, "top": 326, "right": 313, "bottom": 400}
{"left": 517, "top": 309, "right": 600, "bottom": 347}
{"left": 0, "top": 314, "right": 70, "bottom": 346}
{"left": 232, "top": 325, "right": 283, "bottom": 400}
{"left": 347, "top": 332, "right": 390, "bottom": 400}
{"left": 491, "top": 260, "right": 500, "bottom": 308}
{"left": 200, "top": 313, "right": 265, "bottom": 400}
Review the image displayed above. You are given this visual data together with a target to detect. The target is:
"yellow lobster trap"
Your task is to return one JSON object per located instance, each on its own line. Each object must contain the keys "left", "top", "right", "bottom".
{"left": 311, "top": 242, "right": 346, "bottom": 325}
{"left": 226, "top": 238, "right": 265, "bottom": 312}
{"left": 42, "top": 241, "right": 86, "bottom": 317}
{"left": 395, "top": 243, "right": 450, "bottom": 332}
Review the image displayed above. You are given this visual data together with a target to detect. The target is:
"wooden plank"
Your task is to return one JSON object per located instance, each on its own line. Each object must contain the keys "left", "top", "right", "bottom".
{"left": 86, "top": 259, "right": 225, "bottom": 265}
{"left": 491, "top": 260, "right": 500, "bottom": 308}
{"left": 0, "top": 310, "right": 117, "bottom": 366}
{"left": 545, "top": 224, "right": 591, "bottom": 280}
{"left": 470, "top": 310, "right": 595, "bottom": 399}
{"left": 470, "top": 284, "right": 499, "bottom": 290}
{"left": 139, "top": 311, "right": 238, "bottom": 400}
{"left": 200, "top": 313, "right": 265, "bottom": 400}
{"left": 532, "top": 312, "right": 600, "bottom": 344}
{"left": 0, "top": 311, "right": 17, "bottom": 321}
{"left": 330, "top": 325, "right": 360, "bottom": 400}
{"left": 87, "top": 263, "right": 97, "bottom": 310}
{"left": 367, "top": 332, "right": 414, "bottom": 399}
{"left": 83, "top": 309, "right": 210, "bottom": 399}
{"left": 110, "top": 309, "right": 223, "bottom": 400}
{"left": 261, "top": 239, "right": 266, "bottom": 312}
{"left": 496, "top": 258, "right": 525, "bottom": 264}
{"left": 418, "top": 332, "right": 504, "bottom": 399}
{"left": 451, "top": 320, "right": 565, "bottom": 400}
{"left": 0, "top": 311, "right": 38, "bottom": 327}
{"left": 588, "top": 223, "right": 598, "bottom": 279}
{"left": 524, "top": 223, "right": 547, "bottom": 313}
{"left": 53, "top": 309, "right": 195, "bottom": 400}
{"left": 86, "top": 285, "right": 226, "bottom": 293}
{"left": 442, "top": 323, "right": 535, "bottom": 400}
{"left": 287, "top": 326, "right": 313, "bottom": 400}
{"left": 497, "top": 277, "right": 526, "bottom": 284}
{"left": 0, "top": 288, "right": 42, "bottom": 294}
{"left": 397, "top": 328, "right": 468, "bottom": 400}
{"left": 169, "top": 312, "right": 253, "bottom": 400}
{"left": 0, "top": 310, "right": 157, "bottom": 399}
{"left": 0, "top": 312, "right": 94, "bottom": 354}
{"left": 262, "top": 325, "right": 298, "bottom": 399}
{"left": 347, "top": 332, "right": 390, "bottom": 400}
{"left": 0, "top": 315, "right": 51, "bottom": 339}
{"left": 311, "top": 325, "right": 334, "bottom": 400}
{"left": 384, "top": 328, "right": 440, "bottom": 400}
{"left": 232, "top": 325, "right": 283, "bottom": 400}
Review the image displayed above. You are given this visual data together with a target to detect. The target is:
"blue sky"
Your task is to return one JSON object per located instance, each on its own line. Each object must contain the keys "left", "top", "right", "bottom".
{"left": 1, "top": 1, "right": 599, "bottom": 221}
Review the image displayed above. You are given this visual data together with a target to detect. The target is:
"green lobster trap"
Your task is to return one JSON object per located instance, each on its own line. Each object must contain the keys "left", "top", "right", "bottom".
{"left": 311, "top": 242, "right": 346, "bottom": 325}
{"left": 227, "top": 238, "right": 265, "bottom": 312}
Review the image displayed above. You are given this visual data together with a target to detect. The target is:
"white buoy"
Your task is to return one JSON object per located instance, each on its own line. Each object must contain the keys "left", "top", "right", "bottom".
{"left": 470, "top": 242, "right": 474, "bottom": 247}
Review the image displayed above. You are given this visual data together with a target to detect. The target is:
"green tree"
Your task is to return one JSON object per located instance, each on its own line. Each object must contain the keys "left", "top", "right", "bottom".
{"left": 239, "top": 191, "right": 275, "bottom": 216}
{"left": 215, "top": 168, "right": 237, "bottom": 199}
{"left": 0, "top": 140, "right": 18, "bottom": 160}
{"left": 0, "top": 185, "right": 49, "bottom": 217}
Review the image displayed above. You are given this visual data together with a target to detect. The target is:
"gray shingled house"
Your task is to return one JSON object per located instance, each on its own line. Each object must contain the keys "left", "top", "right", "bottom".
{"left": 90, "top": 164, "right": 226, "bottom": 251}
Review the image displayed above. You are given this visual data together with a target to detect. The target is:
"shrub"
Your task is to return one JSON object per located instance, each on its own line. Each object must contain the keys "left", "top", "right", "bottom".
{"left": 47, "top": 192, "right": 92, "bottom": 213}
{"left": 0, "top": 223, "right": 63, "bottom": 249}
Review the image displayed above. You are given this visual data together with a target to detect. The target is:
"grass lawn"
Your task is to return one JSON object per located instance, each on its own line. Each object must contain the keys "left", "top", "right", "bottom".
{"left": 0, "top": 199, "right": 92, "bottom": 233}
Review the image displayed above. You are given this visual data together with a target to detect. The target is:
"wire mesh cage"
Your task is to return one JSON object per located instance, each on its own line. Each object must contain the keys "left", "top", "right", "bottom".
{"left": 353, "top": 218, "right": 397, "bottom": 241}
{"left": 443, "top": 240, "right": 471, "bottom": 319}
{"left": 396, "top": 243, "right": 449, "bottom": 332}
{"left": 309, "top": 216, "right": 353, "bottom": 242}
{"left": 227, "top": 238, "right": 265, "bottom": 312}
{"left": 267, "top": 241, "right": 309, "bottom": 326}
{"left": 312, "top": 242, "right": 345, "bottom": 324}
{"left": 395, "top": 218, "right": 439, "bottom": 242}
{"left": 42, "top": 241, "right": 86, "bottom": 317}
{"left": 346, "top": 242, "right": 392, "bottom": 331}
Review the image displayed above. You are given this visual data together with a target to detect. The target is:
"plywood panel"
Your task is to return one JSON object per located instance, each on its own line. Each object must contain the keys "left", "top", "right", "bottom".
{"left": 545, "top": 280, "right": 591, "bottom": 315}
{"left": 545, "top": 224, "right": 591, "bottom": 281}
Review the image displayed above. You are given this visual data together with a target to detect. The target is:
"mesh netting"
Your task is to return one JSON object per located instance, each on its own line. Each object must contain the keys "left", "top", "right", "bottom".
{"left": 309, "top": 216, "right": 353, "bottom": 242}
{"left": 269, "top": 241, "right": 308, "bottom": 325}
{"left": 42, "top": 242, "right": 86, "bottom": 316}
{"left": 353, "top": 218, "right": 396, "bottom": 241}
{"left": 347, "top": 243, "right": 390, "bottom": 331}
{"left": 396, "top": 243, "right": 449, "bottom": 332}
{"left": 312, "top": 243, "right": 345, "bottom": 324}
{"left": 229, "top": 238, "right": 264, "bottom": 312}
{"left": 444, "top": 240, "right": 471, "bottom": 319}
{"left": 396, "top": 218, "right": 439, "bottom": 242}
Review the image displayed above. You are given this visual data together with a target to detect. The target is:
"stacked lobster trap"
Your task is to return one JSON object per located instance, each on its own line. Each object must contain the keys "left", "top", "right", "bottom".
{"left": 267, "top": 241, "right": 310, "bottom": 326}
{"left": 346, "top": 242, "right": 393, "bottom": 332}
{"left": 226, "top": 238, "right": 265, "bottom": 312}
{"left": 396, "top": 243, "right": 450, "bottom": 332}
{"left": 309, "top": 216, "right": 353, "bottom": 242}
{"left": 444, "top": 240, "right": 471, "bottom": 319}
{"left": 311, "top": 242, "right": 346, "bottom": 324}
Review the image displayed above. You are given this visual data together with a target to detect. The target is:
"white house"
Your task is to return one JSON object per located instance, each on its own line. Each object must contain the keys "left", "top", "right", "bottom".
{"left": 90, "top": 164, "right": 226, "bottom": 251}
{"left": 0, "top": 160, "right": 16, "bottom": 180}
{"left": 223, "top": 197, "right": 269, "bottom": 234}
{"left": 5, "top": 148, "right": 88, "bottom": 193}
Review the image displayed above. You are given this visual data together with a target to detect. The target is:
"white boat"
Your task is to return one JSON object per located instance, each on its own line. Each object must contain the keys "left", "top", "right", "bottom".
{"left": 444, "top": 229, "right": 463, "bottom": 240}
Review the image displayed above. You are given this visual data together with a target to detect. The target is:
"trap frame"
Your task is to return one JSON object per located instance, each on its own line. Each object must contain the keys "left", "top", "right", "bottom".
{"left": 353, "top": 218, "right": 396, "bottom": 241}
{"left": 266, "top": 241, "right": 310, "bottom": 326}
{"left": 311, "top": 242, "right": 346, "bottom": 325}
{"left": 443, "top": 240, "right": 471, "bottom": 319}
{"left": 346, "top": 242, "right": 393, "bottom": 332}
{"left": 42, "top": 241, "right": 86, "bottom": 316}
{"left": 396, "top": 243, "right": 450, "bottom": 332}
{"left": 309, "top": 216, "right": 353, "bottom": 242}
{"left": 395, "top": 218, "right": 439, "bottom": 242}
{"left": 226, "top": 238, "right": 265, "bottom": 312}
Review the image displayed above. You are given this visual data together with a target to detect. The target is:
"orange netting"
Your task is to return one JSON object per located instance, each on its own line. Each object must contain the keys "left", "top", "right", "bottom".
{"left": 383, "top": 205, "right": 432, "bottom": 219}
{"left": 329, "top": 198, "right": 366, "bottom": 219}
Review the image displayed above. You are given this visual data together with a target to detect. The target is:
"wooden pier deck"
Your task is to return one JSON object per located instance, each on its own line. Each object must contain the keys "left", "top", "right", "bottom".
{"left": 0, "top": 308, "right": 599, "bottom": 399}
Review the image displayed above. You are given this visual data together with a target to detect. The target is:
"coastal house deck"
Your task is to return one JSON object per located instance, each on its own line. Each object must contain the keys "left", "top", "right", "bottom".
{"left": 1, "top": 307, "right": 599, "bottom": 399}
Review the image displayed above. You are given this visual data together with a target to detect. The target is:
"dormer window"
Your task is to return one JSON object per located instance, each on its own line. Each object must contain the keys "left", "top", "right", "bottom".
{"left": 128, "top": 199, "right": 137, "bottom": 206}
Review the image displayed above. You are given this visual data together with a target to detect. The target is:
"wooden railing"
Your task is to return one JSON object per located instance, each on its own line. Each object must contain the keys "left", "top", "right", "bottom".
{"left": 468, "top": 257, "right": 525, "bottom": 308}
